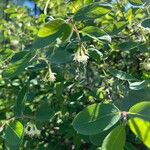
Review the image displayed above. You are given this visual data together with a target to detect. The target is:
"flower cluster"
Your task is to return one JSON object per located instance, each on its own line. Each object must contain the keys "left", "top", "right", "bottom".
{"left": 25, "top": 123, "right": 40, "bottom": 137}
{"left": 73, "top": 46, "right": 89, "bottom": 64}
{"left": 44, "top": 64, "right": 56, "bottom": 82}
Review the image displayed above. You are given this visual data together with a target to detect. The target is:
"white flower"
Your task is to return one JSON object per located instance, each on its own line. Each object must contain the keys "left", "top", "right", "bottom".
{"left": 25, "top": 123, "right": 40, "bottom": 137}
{"left": 48, "top": 72, "right": 56, "bottom": 82}
{"left": 137, "top": 24, "right": 150, "bottom": 33}
{"left": 143, "top": 62, "right": 150, "bottom": 71}
{"left": 73, "top": 47, "right": 89, "bottom": 64}
{"left": 10, "top": 40, "right": 19, "bottom": 46}
{"left": 47, "top": 65, "right": 56, "bottom": 82}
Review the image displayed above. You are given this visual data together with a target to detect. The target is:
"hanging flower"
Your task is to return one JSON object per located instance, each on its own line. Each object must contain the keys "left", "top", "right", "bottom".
{"left": 46, "top": 65, "right": 56, "bottom": 82}
{"left": 25, "top": 123, "right": 40, "bottom": 137}
{"left": 48, "top": 71, "right": 56, "bottom": 82}
{"left": 73, "top": 46, "right": 89, "bottom": 64}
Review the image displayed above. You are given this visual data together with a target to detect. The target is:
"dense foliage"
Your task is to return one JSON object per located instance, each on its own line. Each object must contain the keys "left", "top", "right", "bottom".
{"left": 0, "top": 0, "right": 150, "bottom": 149}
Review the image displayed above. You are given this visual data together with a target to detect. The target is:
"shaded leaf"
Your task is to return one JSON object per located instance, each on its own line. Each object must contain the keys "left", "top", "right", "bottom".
{"left": 14, "top": 86, "right": 28, "bottom": 117}
{"left": 49, "top": 50, "right": 73, "bottom": 64}
{"left": 35, "top": 101, "right": 54, "bottom": 122}
{"left": 88, "top": 48, "right": 103, "bottom": 63}
{"left": 2, "top": 51, "right": 35, "bottom": 79}
{"left": 109, "top": 68, "right": 137, "bottom": 81}
{"left": 125, "top": 142, "right": 138, "bottom": 150}
{"left": 89, "top": 127, "right": 113, "bottom": 146}
{"left": 72, "top": 103, "right": 121, "bottom": 135}
{"left": 81, "top": 26, "right": 111, "bottom": 42}
{"left": 104, "top": 21, "right": 127, "bottom": 35}
{"left": 141, "top": 18, "right": 150, "bottom": 29}
{"left": 118, "top": 41, "right": 142, "bottom": 51}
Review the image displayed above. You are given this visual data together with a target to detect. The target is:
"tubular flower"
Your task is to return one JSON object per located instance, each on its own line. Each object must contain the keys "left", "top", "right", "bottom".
{"left": 25, "top": 123, "right": 40, "bottom": 137}
{"left": 73, "top": 46, "right": 89, "bottom": 64}
{"left": 48, "top": 65, "right": 56, "bottom": 82}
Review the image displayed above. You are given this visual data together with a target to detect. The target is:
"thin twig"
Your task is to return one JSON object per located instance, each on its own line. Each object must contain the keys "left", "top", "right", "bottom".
{"left": 44, "top": 0, "right": 51, "bottom": 15}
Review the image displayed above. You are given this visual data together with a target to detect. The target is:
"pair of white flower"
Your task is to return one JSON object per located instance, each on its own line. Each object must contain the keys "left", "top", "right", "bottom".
{"left": 73, "top": 46, "right": 89, "bottom": 64}
{"left": 25, "top": 123, "right": 40, "bottom": 137}
{"left": 47, "top": 46, "right": 89, "bottom": 82}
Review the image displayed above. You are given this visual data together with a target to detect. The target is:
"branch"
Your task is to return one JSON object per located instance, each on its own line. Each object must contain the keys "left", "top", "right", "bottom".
{"left": 44, "top": 0, "right": 51, "bottom": 15}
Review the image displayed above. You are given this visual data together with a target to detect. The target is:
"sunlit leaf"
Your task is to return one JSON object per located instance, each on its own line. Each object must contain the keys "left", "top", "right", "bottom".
{"left": 38, "top": 19, "right": 64, "bottom": 37}
{"left": 128, "top": 118, "right": 150, "bottom": 148}
{"left": 128, "top": 0, "right": 143, "bottom": 5}
{"left": 74, "top": 3, "right": 111, "bottom": 21}
{"left": 5, "top": 121, "right": 24, "bottom": 146}
{"left": 128, "top": 0, "right": 150, "bottom": 5}
{"left": 34, "top": 20, "right": 72, "bottom": 49}
{"left": 129, "top": 80, "right": 149, "bottom": 90}
{"left": 129, "top": 101, "right": 150, "bottom": 121}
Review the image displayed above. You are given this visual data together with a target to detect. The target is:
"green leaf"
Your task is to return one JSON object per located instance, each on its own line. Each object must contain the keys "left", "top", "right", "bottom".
{"left": 125, "top": 142, "right": 138, "bottom": 150}
{"left": 34, "top": 19, "right": 72, "bottom": 49}
{"left": 72, "top": 103, "right": 121, "bottom": 135}
{"left": 4, "top": 8, "right": 17, "bottom": 14}
{"left": 128, "top": 0, "right": 150, "bottom": 5}
{"left": 74, "top": 3, "right": 111, "bottom": 21}
{"left": 104, "top": 21, "right": 127, "bottom": 35}
{"left": 5, "top": 121, "right": 24, "bottom": 146}
{"left": 60, "top": 23, "right": 73, "bottom": 42}
{"left": 141, "top": 18, "right": 150, "bottom": 29}
{"left": 109, "top": 69, "right": 137, "bottom": 81}
{"left": 101, "top": 125, "right": 126, "bottom": 150}
{"left": 118, "top": 41, "right": 142, "bottom": 51}
{"left": 129, "top": 80, "right": 149, "bottom": 90}
{"left": 88, "top": 48, "right": 103, "bottom": 63}
{"left": 89, "top": 128, "right": 111, "bottom": 146}
{"left": 10, "top": 51, "right": 29, "bottom": 63}
{"left": 129, "top": 101, "right": 150, "bottom": 121}
{"left": 81, "top": 26, "right": 111, "bottom": 42}
{"left": 38, "top": 19, "right": 64, "bottom": 37}
{"left": 128, "top": 0, "right": 143, "bottom": 5}
{"left": 128, "top": 118, "right": 150, "bottom": 148}
{"left": 2, "top": 51, "right": 35, "bottom": 79}
{"left": 81, "top": 26, "right": 106, "bottom": 37}
{"left": 0, "top": 49, "right": 13, "bottom": 62}
{"left": 35, "top": 101, "right": 54, "bottom": 122}
{"left": 14, "top": 86, "right": 28, "bottom": 117}
{"left": 49, "top": 50, "right": 73, "bottom": 64}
